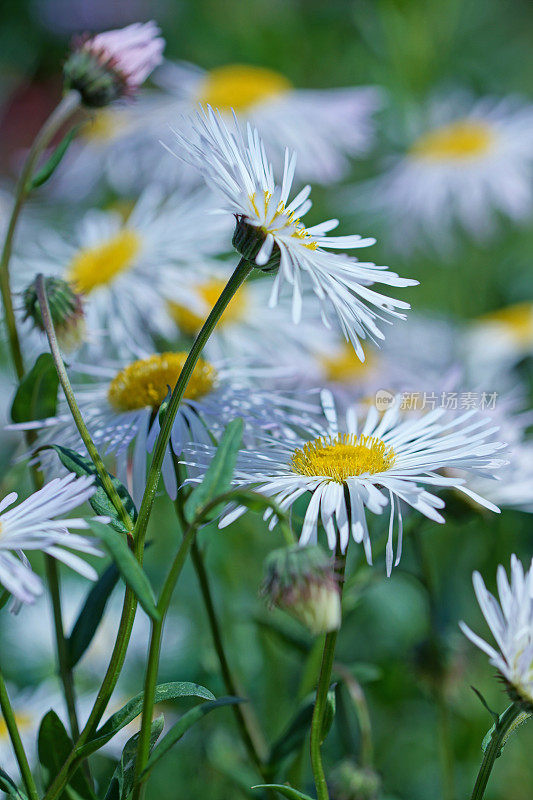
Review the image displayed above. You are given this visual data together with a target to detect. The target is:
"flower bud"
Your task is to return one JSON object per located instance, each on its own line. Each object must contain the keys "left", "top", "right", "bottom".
{"left": 23, "top": 277, "right": 85, "bottom": 352}
{"left": 232, "top": 216, "right": 281, "bottom": 272}
{"left": 261, "top": 545, "right": 341, "bottom": 635}
{"left": 330, "top": 761, "right": 381, "bottom": 800}
{"left": 63, "top": 21, "right": 164, "bottom": 107}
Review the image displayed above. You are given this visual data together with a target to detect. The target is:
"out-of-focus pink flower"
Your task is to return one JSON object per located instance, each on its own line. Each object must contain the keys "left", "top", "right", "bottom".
{"left": 64, "top": 21, "right": 164, "bottom": 107}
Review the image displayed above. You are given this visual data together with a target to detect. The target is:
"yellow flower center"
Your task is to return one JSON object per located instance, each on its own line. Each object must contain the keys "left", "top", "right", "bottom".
{"left": 107, "top": 353, "right": 217, "bottom": 412}
{"left": 478, "top": 302, "right": 533, "bottom": 344}
{"left": 321, "top": 343, "right": 376, "bottom": 383}
{"left": 82, "top": 110, "right": 122, "bottom": 142}
{"left": 198, "top": 64, "right": 292, "bottom": 111}
{"left": 291, "top": 433, "right": 396, "bottom": 483}
{"left": 250, "top": 191, "right": 318, "bottom": 250}
{"left": 66, "top": 230, "right": 141, "bottom": 295}
{"left": 169, "top": 279, "right": 249, "bottom": 335}
{"left": 0, "top": 712, "right": 33, "bottom": 740}
{"left": 410, "top": 120, "right": 493, "bottom": 160}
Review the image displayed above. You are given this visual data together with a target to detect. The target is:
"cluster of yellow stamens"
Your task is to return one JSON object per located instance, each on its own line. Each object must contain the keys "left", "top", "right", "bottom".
{"left": 410, "top": 120, "right": 493, "bottom": 160}
{"left": 169, "top": 279, "right": 248, "bottom": 335}
{"left": 321, "top": 343, "right": 375, "bottom": 383}
{"left": 67, "top": 230, "right": 141, "bottom": 295}
{"left": 291, "top": 433, "right": 396, "bottom": 483}
{"left": 251, "top": 191, "right": 317, "bottom": 250}
{"left": 107, "top": 352, "right": 217, "bottom": 412}
{"left": 478, "top": 302, "right": 533, "bottom": 345}
{"left": 198, "top": 64, "right": 292, "bottom": 112}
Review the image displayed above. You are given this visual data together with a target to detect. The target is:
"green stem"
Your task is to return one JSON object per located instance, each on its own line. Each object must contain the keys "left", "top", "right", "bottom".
{"left": 310, "top": 549, "right": 347, "bottom": 800}
{"left": 36, "top": 274, "right": 133, "bottom": 533}
{"left": 133, "top": 257, "right": 254, "bottom": 550}
{"left": 132, "top": 523, "right": 198, "bottom": 798}
{"left": 0, "top": 90, "right": 80, "bottom": 381}
{"left": 470, "top": 703, "right": 523, "bottom": 800}
{"left": 0, "top": 670, "right": 39, "bottom": 800}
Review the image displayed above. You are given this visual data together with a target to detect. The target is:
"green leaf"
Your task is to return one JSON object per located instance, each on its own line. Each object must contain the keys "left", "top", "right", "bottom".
{"left": 0, "top": 588, "right": 11, "bottom": 612}
{"left": 10, "top": 353, "right": 59, "bottom": 424}
{"left": 321, "top": 686, "right": 336, "bottom": 742}
{"left": 142, "top": 696, "right": 244, "bottom": 776}
{"left": 82, "top": 682, "right": 216, "bottom": 756}
{"left": 0, "top": 768, "right": 28, "bottom": 799}
{"left": 268, "top": 695, "right": 314, "bottom": 767}
{"left": 184, "top": 418, "right": 243, "bottom": 522}
{"left": 87, "top": 520, "right": 158, "bottom": 620}
{"left": 67, "top": 560, "right": 120, "bottom": 668}
{"left": 41, "top": 445, "right": 136, "bottom": 533}
{"left": 29, "top": 126, "right": 80, "bottom": 190}
{"left": 38, "top": 711, "right": 95, "bottom": 799}
{"left": 252, "top": 786, "right": 314, "bottom": 800}
{"left": 481, "top": 704, "right": 532, "bottom": 756}
{"left": 104, "top": 716, "right": 164, "bottom": 800}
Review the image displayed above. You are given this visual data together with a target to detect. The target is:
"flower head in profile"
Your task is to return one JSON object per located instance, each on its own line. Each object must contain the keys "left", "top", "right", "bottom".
{"left": 171, "top": 107, "right": 417, "bottom": 360}
{"left": 0, "top": 475, "right": 102, "bottom": 607}
{"left": 461, "top": 556, "right": 533, "bottom": 709}
{"left": 64, "top": 21, "right": 164, "bottom": 107}
{"left": 184, "top": 392, "right": 506, "bottom": 574}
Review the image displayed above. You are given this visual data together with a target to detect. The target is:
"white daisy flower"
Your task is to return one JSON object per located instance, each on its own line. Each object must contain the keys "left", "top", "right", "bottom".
{"left": 464, "top": 302, "right": 533, "bottom": 382}
{"left": 15, "top": 185, "right": 230, "bottom": 356}
{"left": 184, "top": 392, "right": 506, "bottom": 574}
{"left": 155, "top": 60, "right": 382, "bottom": 185}
{"left": 15, "top": 352, "right": 318, "bottom": 505}
{"left": 354, "top": 94, "right": 533, "bottom": 252}
{"left": 0, "top": 474, "right": 101, "bottom": 606}
{"left": 170, "top": 107, "right": 417, "bottom": 359}
{"left": 460, "top": 555, "right": 533, "bottom": 707}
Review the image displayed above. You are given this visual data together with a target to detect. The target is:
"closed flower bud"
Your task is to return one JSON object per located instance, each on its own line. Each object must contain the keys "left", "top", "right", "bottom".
{"left": 261, "top": 545, "right": 341, "bottom": 635}
{"left": 23, "top": 277, "right": 85, "bottom": 352}
{"left": 330, "top": 761, "right": 381, "bottom": 800}
{"left": 63, "top": 21, "right": 164, "bottom": 107}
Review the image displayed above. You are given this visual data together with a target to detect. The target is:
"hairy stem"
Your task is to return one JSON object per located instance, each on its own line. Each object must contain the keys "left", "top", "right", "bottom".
{"left": 470, "top": 703, "right": 523, "bottom": 800}
{"left": 0, "top": 670, "right": 39, "bottom": 800}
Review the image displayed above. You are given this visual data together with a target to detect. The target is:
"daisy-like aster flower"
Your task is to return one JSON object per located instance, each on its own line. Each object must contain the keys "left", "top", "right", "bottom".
{"left": 355, "top": 94, "right": 533, "bottom": 252}
{"left": 156, "top": 60, "right": 382, "bottom": 184}
{"left": 460, "top": 556, "right": 533, "bottom": 708}
{"left": 16, "top": 352, "right": 317, "bottom": 505}
{"left": 15, "top": 186, "right": 230, "bottom": 356}
{"left": 185, "top": 392, "right": 506, "bottom": 574}
{"left": 464, "top": 302, "right": 533, "bottom": 382}
{"left": 0, "top": 474, "right": 101, "bottom": 606}
{"left": 64, "top": 21, "right": 164, "bottom": 107}
{"left": 171, "top": 107, "right": 417, "bottom": 359}
{"left": 0, "top": 683, "right": 62, "bottom": 775}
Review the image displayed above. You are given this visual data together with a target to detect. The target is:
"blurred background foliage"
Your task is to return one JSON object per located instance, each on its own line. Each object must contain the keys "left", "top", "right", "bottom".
{"left": 0, "top": 1, "right": 533, "bottom": 799}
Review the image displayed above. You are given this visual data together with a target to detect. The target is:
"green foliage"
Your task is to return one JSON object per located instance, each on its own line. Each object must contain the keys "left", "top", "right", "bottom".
{"left": 252, "top": 786, "right": 314, "bottom": 800}
{"left": 82, "top": 682, "right": 216, "bottom": 756}
{"left": 28, "top": 126, "right": 80, "bottom": 190}
{"left": 87, "top": 520, "right": 158, "bottom": 620}
{"left": 66, "top": 561, "right": 120, "bottom": 668}
{"left": 38, "top": 711, "right": 95, "bottom": 799}
{"left": 104, "top": 717, "right": 165, "bottom": 800}
{"left": 0, "top": 768, "right": 28, "bottom": 800}
{"left": 184, "top": 418, "right": 243, "bottom": 522}
{"left": 41, "top": 445, "right": 137, "bottom": 533}
{"left": 10, "top": 353, "right": 59, "bottom": 424}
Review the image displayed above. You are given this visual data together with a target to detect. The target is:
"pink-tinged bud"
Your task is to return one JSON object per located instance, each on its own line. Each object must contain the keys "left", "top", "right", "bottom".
{"left": 64, "top": 21, "right": 164, "bottom": 107}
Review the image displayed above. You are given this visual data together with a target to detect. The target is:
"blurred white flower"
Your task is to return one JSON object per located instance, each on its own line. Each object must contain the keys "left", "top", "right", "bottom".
{"left": 0, "top": 475, "right": 101, "bottom": 606}
{"left": 184, "top": 391, "right": 506, "bottom": 574}
{"left": 461, "top": 555, "right": 533, "bottom": 706}
{"left": 0, "top": 683, "right": 61, "bottom": 776}
{"left": 171, "top": 107, "right": 417, "bottom": 359}
{"left": 15, "top": 186, "right": 230, "bottom": 357}
{"left": 464, "top": 302, "right": 533, "bottom": 381}
{"left": 354, "top": 95, "right": 533, "bottom": 252}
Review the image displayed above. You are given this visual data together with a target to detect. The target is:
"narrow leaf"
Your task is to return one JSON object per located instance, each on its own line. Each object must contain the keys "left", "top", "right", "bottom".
{"left": 320, "top": 686, "right": 336, "bottom": 742}
{"left": 83, "top": 682, "right": 215, "bottom": 755}
{"left": 41, "top": 444, "right": 136, "bottom": 533}
{"left": 252, "top": 785, "right": 314, "bottom": 800}
{"left": 0, "top": 768, "right": 27, "bottom": 800}
{"left": 87, "top": 520, "right": 158, "bottom": 620}
{"left": 104, "top": 716, "right": 164, "bottom": 800}
{"left": 268, "top": 696, "right": 314, "bottom": 767}
{"left": 10, "top": 353, "right": 59, "bottom": 424}
{"left": 38, "top": 711, "right": 95, "bottom": 799}
{"left": 67, "top": 560, "right": 120, "bottom": 668}
{"left": 184, "top": 418, "right": 243, "bottom": 522}
{"left": 29, "top": 126, "right": 80, "bottom": 190}
{"left": 143, "top": 696, "right": 244, "bottom": 775}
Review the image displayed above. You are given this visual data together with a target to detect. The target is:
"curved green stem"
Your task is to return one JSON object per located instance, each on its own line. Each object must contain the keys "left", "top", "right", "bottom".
{"left": 0, "top": 670, "right": 39, "bottom": 800}
{"left": 133, "top": 257, "right": 254, "bottom": 549}
{"left": 0, "top": 90, "right": 81, "bottom": 381}
{"left": 310, "top": 549, "right": 346, "bottom": 800}
{"left": 36, "top": 274, "right": 133, "bottom": 533}
{"left": 470, "top": 703, "right": 523, "bottom": 800}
